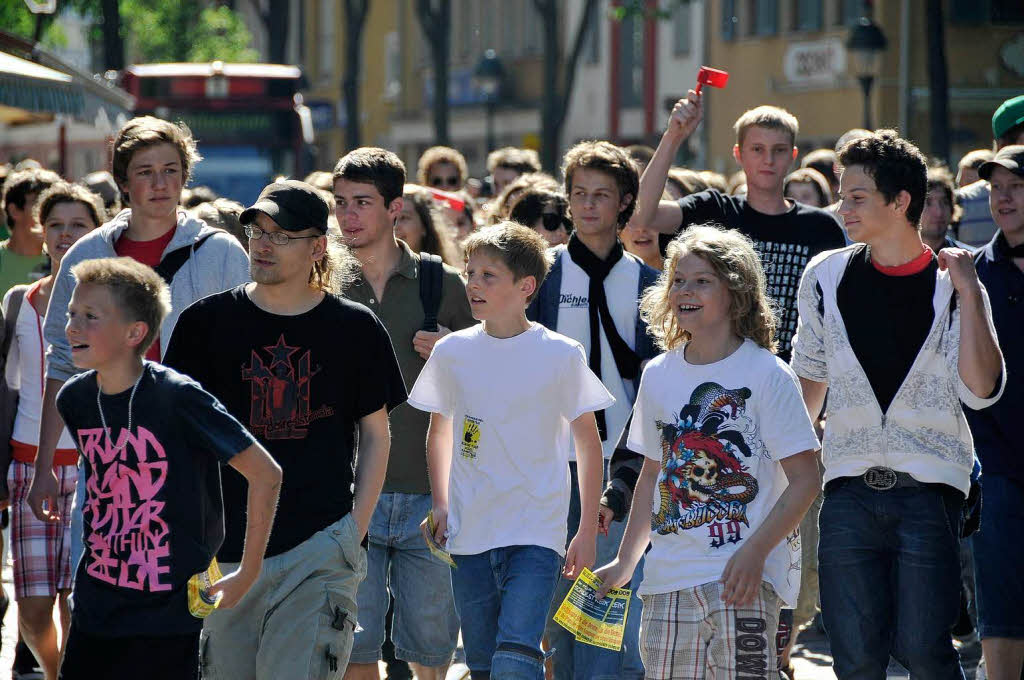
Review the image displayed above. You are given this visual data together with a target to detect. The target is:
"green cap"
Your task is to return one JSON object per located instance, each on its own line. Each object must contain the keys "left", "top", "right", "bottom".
{"left": 993, "top": 95, "right": 1024, "bottom": 141}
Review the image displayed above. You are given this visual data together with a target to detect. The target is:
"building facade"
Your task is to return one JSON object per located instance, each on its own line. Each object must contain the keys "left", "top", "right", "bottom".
{"left": 702, "top": 0, "right": 1024, "bottom": 173}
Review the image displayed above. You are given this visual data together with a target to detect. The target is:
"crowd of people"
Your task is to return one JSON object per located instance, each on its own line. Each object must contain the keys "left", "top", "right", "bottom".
{"left": 0, "top": 88, "right": 1020, "bottom": 680}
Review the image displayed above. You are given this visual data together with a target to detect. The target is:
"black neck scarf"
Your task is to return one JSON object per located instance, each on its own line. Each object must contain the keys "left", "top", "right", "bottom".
{"left": 567, "top": 234, "right": 642, "bottom": 440}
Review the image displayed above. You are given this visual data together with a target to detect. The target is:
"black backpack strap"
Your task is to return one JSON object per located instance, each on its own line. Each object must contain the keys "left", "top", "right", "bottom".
{"left": 154, "top": 233, "right": 215, "bottom": 285}
{"left": 418, "top": 253, "right": 444, "bottom": 332}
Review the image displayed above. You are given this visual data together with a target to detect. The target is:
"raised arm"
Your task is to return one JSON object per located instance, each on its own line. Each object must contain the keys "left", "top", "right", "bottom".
{"left": 636, "top": 90, "right": 703, "bottom": 235}
{"left": 351, "top": 406, "right": 391, "bottom": 539}
{"left": 938, "top": 249, "right": 1004, "bottom": 401}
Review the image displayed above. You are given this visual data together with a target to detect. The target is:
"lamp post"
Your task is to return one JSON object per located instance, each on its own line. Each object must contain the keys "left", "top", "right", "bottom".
{"left": 847, "top": 17, "right": 888, "bottom": 130}
{"left": 473, "top": 49, "right": 505, "bottom": 155}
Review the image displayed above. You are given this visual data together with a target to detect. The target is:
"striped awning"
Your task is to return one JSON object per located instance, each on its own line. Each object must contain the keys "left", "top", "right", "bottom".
{"left": 0, "top": 50, "right": 84, "bottom": 117}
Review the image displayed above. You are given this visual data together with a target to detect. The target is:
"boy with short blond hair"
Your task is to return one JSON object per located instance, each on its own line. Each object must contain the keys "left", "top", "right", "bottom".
{"left": 636, "top": 97, "right": 845, "bottom": 362}
{"left": 53, "top": 257, "right": 281, "bottom": 680}
{"left": 410, "top": 222, "right": 612, "bottom": 680}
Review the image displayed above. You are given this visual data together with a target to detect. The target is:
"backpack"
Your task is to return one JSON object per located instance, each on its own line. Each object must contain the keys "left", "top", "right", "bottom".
{"left": 154, "top": 233, "right": 215, "bottom": 285}
{"left": 418, "top": 252, "right": 444, "bottom": 332}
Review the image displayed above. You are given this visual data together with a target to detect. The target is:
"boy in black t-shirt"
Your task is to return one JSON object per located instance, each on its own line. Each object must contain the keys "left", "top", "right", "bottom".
{"left": 635, "top": 94, "right": 846, "bottom": 361}
{"left": 51, "top": 257, "right": 281, "bottom": 680}
{"left": 164, "top": 180, "right": 406, "bottom": 679}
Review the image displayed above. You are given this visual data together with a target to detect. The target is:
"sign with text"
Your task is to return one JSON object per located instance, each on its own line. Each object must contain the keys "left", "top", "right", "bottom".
{"left": 783, "top": 39, "right": 846, "bottom": 86}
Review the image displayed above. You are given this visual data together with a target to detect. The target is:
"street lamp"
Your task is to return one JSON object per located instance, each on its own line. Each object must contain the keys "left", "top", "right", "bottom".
{"left": 847, "top": 17, "right": 888, "bottom": 130}
{"left": 473, "top": 49, "right": 505, "bottom": 155}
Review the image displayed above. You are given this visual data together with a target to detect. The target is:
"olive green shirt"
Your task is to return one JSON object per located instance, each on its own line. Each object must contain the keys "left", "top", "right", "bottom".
{"left": 0, "top": 242, "right": 47, "bottom": 299}
{"left": 345, "top": 241, "right": 476, "bottom": 494}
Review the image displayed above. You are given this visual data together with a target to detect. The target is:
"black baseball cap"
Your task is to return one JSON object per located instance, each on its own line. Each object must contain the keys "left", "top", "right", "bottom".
{"left": 240, "top": 180, "right": 329, "bottom": 233}
{"left": 979, "top": 145, "right": 1024, "bottom": 181}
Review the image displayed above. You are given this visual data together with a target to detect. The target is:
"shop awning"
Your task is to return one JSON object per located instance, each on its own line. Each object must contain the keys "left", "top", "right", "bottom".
{"left": 0, "top": 50, "right": 84, "bottom": 119}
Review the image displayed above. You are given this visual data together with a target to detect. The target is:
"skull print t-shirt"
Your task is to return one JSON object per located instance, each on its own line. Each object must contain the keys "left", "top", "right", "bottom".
{"left": 56, "top": 362, "right": 256, "bottom": 636}
{"left": 627, "top": 339, "right": 819, "bottom": 605}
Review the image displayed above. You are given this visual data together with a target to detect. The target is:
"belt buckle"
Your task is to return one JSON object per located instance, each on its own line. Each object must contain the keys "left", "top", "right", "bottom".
{"left": 863, "top": 466, "right": 898, "bottom": 491}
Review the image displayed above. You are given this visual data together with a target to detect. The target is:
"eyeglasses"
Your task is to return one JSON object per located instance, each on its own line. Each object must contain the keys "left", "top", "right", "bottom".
{"left": 429, "top": 176, "right": 460, "bottom": 189}
{"left": 541, "top": 212, "right": 571, "bottom": 232}
{"left": 244, "top": 225, "right": 321, "bottom": 245}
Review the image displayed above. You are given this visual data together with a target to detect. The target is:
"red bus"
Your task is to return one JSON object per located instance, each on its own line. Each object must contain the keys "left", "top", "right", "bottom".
{"left": 120, "top": 61, "right": 313, "bottom": 205}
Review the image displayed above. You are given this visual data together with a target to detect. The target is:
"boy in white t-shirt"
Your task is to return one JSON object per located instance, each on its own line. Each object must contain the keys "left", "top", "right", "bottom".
{"left": 595, "top": 226, "right": 820, "bottom": 679}
{"left": 408, "top": 222, "right": 612, "bottom": 680}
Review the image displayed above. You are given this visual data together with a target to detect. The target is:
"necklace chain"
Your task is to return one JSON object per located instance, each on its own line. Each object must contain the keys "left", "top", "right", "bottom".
{"left": 96, "top": 370, "right": 144, "bottom": 454}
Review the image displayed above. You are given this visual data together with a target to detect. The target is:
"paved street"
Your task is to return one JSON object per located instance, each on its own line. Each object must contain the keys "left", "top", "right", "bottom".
{"left": 0, "top": 565, "right": 980, "bottom": 680}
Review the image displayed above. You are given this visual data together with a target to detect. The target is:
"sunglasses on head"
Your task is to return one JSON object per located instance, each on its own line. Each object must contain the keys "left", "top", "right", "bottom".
{"left": 541, "top": 212, "right": 571, "bottom": 232}
{"left": 430, "top": 176, "right": 460, "bottom": 188}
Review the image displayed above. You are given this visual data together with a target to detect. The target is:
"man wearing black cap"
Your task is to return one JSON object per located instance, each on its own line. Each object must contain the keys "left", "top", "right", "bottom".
{"left": 966, "top": 146, "right": 1024, "bottom": 680}
{"left": 164, "top": 180, "right": 407, "bottom": 679}
{"left": 957, "top": 95, "right": 1024, "bottom": 246}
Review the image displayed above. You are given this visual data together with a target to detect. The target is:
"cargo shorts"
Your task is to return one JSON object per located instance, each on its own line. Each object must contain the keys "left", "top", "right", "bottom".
{"left": 200, "top": 513, "right": 367, "bottom": 680}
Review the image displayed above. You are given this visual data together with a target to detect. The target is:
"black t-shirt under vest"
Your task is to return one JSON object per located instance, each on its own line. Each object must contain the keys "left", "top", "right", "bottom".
{"left": 836, "top": 244, "right": 938, "bottom": 414}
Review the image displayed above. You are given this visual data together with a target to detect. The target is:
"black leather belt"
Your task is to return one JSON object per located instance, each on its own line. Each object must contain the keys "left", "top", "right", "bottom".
{"left": 825, "top": 466, "right": 932, "bottom": 494}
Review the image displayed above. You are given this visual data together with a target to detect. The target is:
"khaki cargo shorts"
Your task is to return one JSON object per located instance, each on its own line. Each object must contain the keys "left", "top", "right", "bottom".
{"left": 200, "top": 513, "right": 367, "bottom": 680}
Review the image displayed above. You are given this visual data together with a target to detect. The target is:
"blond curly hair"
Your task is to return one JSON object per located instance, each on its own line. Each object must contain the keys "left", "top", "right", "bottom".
{"left": 640, "top": 225, "right": 778, "bottom": 353}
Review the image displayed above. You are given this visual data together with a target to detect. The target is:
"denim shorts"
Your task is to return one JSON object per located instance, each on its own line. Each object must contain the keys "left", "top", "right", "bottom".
{"left": 452, "top": 544, "right": 561, "bottom": 679}
{"left": 349, "top": 492, "right": 459, "bottom": 666}
{"left": 971, "top": 474, "right": 1024, "bottom": 639}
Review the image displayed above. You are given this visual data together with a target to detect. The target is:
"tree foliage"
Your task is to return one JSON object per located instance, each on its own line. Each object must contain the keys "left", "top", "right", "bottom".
{"left": 119, "top": 1, "right": 258, "bottom": 63}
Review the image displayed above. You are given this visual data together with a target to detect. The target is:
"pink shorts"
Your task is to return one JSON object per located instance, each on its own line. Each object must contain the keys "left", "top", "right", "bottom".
{"left": 9, "top": 461, "right": 77, "bottom": 599}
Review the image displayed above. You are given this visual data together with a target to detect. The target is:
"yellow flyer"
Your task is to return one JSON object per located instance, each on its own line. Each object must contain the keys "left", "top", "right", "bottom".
{"left": 187, "top": 558, "right": 224, "bottom": 619}
{"left": 420, "top": 510, "right": 457, "bottom": 568}
{"left": 553, "top": 568, "right": 631, "bottom": 651}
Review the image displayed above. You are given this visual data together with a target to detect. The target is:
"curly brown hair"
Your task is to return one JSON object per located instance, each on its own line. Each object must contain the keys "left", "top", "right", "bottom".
{"left": 640, "top": 225, "right": 778, "bottom": 353}
{"left": 34, "top": 181, "right": 107, "bottom": 229}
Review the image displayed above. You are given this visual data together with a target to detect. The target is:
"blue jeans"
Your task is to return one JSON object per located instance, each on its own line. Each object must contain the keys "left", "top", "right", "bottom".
{"left": 818, "top": 479, "right": 966, "bottom": 680}
{"left": 451, "top": 545, "right": 561, "bottom": 680}
{"left": 971, "top": 474, "right": 1024, "bottom": 639}
{"left": 544, "top": 462, "right": 644, "bottom": 680}
{"left": 349, "top": 492, "right": 459, "bottom": 666}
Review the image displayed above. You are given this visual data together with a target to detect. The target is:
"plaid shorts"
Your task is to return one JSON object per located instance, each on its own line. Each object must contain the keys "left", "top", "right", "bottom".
{"left": 639, "top": 580, "right": 781, "bottom": 680}
{"left": 9, "top": 461, "right": 78, "bottom": 599}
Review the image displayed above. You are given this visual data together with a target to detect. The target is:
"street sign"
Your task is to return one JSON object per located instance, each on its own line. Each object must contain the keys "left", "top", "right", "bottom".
{"left": 24, "top": 0, "right": 57, "bottom": 14}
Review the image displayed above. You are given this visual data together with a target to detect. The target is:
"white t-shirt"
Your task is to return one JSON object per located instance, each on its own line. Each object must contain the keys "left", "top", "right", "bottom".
{"left": 408, "top": 323, "right": 614, "bottom": 556}
{"left": 557, "top": 248, "right": 641, "bottom": 459}
{"left": 627, "top": 339, "right": 819, "bottom": 606}
{"left": 3, "top": 286, "right": 75, "bottom": 449}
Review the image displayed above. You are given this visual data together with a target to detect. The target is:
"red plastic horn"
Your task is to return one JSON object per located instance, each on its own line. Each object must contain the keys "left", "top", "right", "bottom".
{"left": 695, "top": 66, "right": 729, "bottom": 94}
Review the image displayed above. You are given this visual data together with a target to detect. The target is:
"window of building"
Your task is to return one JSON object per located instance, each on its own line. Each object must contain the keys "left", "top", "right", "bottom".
{"left": 583, "top": 0, "right": 602, "bottom": 64}
{"left": 673, "top": 0, "right": 692, "bottom": 54}
{"left": 318, "top": 0, "right": 335, "bottom": 80}
{"left": 951, "top": 0, "right": 1024, "bottom": 23}
{"left": 523, "top": 2, "right": 541, "bottom": 54}
{"left": 756, "top": 0, "right": 779, "bottom": 35}
{"left": 794, "top": 0, "right": 823, "bottom": 31}
{"left": 838, "top": 0, "right": 864, "bottom": 25}
{"left": 722, "top": 0, "right": 737, "bottom": 40}
{"left": 617, "top": 10, "right": 643, "bottom": 107}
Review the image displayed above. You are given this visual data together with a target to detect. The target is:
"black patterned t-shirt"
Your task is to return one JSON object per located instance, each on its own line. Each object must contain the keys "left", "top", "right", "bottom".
{"left": 675, "top": 190, "right": 847, "bottom": 360}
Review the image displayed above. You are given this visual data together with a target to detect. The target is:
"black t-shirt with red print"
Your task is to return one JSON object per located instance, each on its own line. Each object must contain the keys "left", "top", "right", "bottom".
{"left": 164, "top": 286, "right": 407, "bottom": 562}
